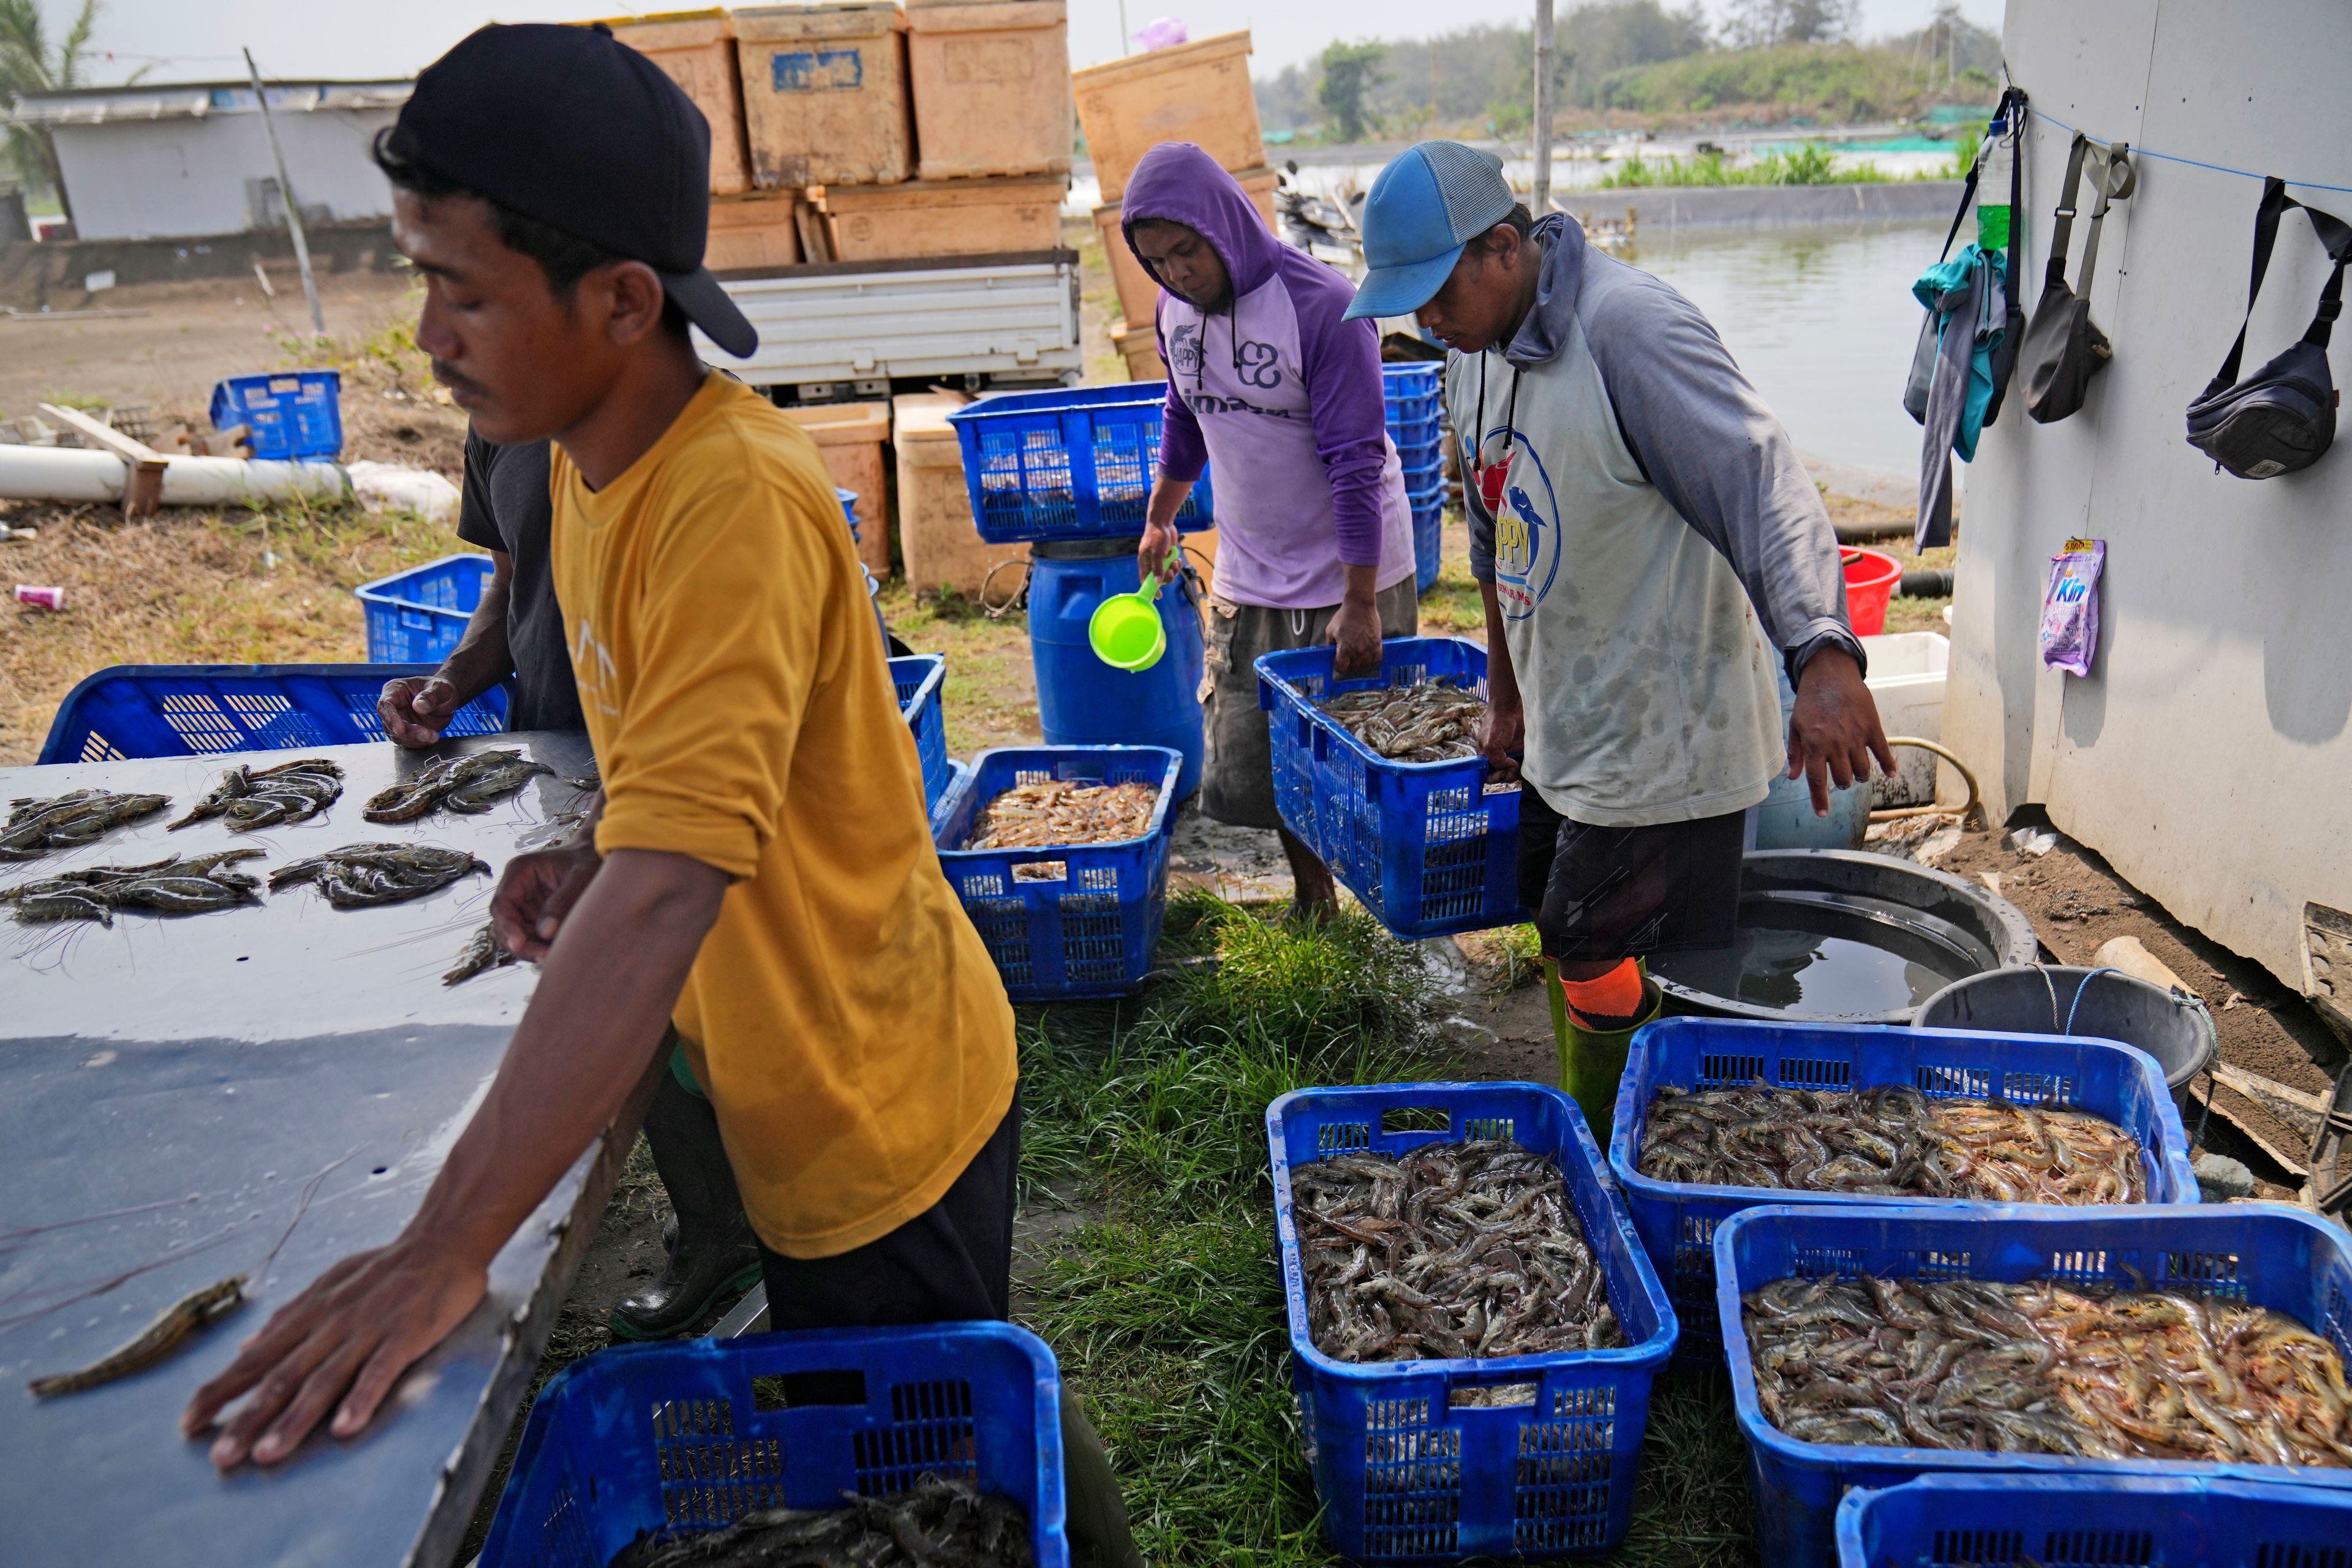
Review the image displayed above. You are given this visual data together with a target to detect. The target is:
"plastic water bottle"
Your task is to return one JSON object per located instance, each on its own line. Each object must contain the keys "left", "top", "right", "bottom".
{"left": 1975, "top": 114, "right": 2014, "bottom": 252}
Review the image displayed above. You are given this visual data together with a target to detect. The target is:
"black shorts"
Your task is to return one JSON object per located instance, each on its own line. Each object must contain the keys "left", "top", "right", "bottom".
{"left": 757, "top": 1092, "right": 1017, "bottom": 1329}
{"left": 1515, "top": 789, "right": 1746, "bottom": 962}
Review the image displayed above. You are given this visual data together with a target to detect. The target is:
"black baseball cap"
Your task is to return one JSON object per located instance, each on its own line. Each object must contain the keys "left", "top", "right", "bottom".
{"left": 391, "top": 22, "right": 756, "bottom": 358}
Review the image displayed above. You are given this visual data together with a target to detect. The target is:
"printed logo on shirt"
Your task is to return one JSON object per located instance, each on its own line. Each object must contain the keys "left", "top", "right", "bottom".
{"left": 1188, "top": 392, "right": 1297, "bottom": 420}
{"left": 571, "top": 619, "right": 622, "bottom": 718}
{"left": 1234, "top": 339, "right": 1282, "bottom": 388}
{"left": 1165, "top": 320, "right": 1203, "bottom": 379}
{"left": 1487, "top": 426, "right": 1561, "bottom": 622}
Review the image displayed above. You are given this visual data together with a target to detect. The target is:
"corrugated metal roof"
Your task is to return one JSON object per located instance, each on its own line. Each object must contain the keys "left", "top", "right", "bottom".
{"left": 5, "top": 80, "right": 410, "bottom": 127}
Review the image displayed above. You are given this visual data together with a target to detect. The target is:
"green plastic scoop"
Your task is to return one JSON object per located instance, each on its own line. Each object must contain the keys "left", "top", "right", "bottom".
{"left": 1088, "top": 573, "right": 1167, "bottom": 671}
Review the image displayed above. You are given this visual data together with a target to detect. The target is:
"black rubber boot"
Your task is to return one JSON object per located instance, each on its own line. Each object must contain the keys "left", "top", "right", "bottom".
{"left": 609, "top": 1074, "right": 761, "bottom": 1341}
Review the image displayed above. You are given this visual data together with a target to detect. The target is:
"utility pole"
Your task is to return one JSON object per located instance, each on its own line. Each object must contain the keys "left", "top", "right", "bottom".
{"left": 1531, "top": 0, "right": 1555, "bottom": 214}
{"left": 244, "top": 48, "right": 326, "bottom": 339}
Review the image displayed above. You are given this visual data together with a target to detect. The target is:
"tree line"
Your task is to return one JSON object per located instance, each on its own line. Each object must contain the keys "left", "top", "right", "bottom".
{"left": 1260, "top": 0, "right": 2002, "bottom": 144}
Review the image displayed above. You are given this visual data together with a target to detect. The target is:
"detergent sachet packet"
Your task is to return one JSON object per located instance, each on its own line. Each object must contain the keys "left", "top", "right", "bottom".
{"left": 2039, "top": 537, "right": 2105, "bottom": 677}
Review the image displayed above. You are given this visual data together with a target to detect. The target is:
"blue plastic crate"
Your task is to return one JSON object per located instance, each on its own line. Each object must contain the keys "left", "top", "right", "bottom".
{"left": 1393, "top": 431, "right": 1444, "bottom": 472}
{"left": 479, "top": 1322, "right": 1068, "bottom": 1568}
{"left": 930, "top": 757, "right": 971, "bottom": 839}
{"left": 1382, "top": 362, "right": 1444, "bottom": 429}
{"left": 1256, "top": 637, "right": 1524, "bottom": 940}
{"left": 209, "top": 369, "right": 343, "bottom": 460}
{"left": 1268, "top": 1080, "right": 1678, "bottom": 1562}
{"left": 1716, "top": 1202, "right": 2352, "bottom": 1568}
{"left": 1400, "top": 453, "right": 1444, "bottom": 494}
{"left": 891, "top": 654, "right": 949, "bottom": 810}
{"left": 355, "top": 552, "right": 496, "bottom": 665}
{"left": 1414, "top": 507, "right": 1441, "bottom": 595}
{"left": 1611, "top": 1016, "right": 2198, "bottom": 1365}
{"left": 1836, "top": 1473, "right": 2352, "bottom": 1568}
{"left": 931, "top": 745, "right": 1182, "bottom": 1000}
{"left": 37, "top": 663, "right": 510, "bottom": 764}
{"left": 946, "top": 383, "right": 1215, "bottom": 545}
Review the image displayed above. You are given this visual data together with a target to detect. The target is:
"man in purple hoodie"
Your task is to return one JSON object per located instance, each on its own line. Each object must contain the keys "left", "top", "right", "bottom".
{"left": 1123, "top": 141, "right": 1419, "bottom": 916}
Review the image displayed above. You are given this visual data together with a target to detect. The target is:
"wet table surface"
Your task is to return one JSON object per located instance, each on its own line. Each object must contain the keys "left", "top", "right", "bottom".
{"left": 0, "top": 733, "right": 644, "bottom": 1568}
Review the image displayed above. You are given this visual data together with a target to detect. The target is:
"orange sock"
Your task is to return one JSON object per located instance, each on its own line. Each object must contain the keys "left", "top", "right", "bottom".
{"left": 1559, "top": 959, "right": 1645, "bottom": 1029}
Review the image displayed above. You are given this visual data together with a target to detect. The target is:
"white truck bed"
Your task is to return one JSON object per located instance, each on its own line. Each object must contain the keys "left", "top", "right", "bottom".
{"left": 697, "top": 250, "right": 1083, "bottom": 394}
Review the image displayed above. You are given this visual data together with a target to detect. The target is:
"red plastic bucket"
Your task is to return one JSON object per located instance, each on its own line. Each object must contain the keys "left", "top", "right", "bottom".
{"left": 1841, "top": 546, "right": 1902, "bottom": 636}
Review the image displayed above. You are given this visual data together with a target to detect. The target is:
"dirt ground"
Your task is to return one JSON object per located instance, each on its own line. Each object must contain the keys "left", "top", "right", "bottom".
{"left": 0, "top": 266, "right": 421, "bottom": 420}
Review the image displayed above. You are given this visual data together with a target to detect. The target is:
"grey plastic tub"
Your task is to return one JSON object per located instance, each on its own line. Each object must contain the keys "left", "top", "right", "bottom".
{"left": 1915, "top": 963, "right": 2218, "bottom": 1115}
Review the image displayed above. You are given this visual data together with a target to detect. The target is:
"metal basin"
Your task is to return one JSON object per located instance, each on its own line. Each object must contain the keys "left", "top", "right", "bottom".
{"left": 1651, "top": 850, "right": 2038, "bottom": 1025}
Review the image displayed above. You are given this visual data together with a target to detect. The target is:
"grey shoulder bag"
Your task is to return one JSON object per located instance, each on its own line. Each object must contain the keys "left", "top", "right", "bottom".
{"left": 2023, "top": 133, "right": 2133, "bottom": 424}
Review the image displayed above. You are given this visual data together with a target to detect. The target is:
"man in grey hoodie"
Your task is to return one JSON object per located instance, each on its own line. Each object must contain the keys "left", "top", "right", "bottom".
{"left": 1349, "top": 142, "right": 1894, "bottom": 1134}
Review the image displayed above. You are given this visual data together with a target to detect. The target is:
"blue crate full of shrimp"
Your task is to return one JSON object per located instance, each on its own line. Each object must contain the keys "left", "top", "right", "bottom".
{"left": 946, "top": 383, "right": 1215, "bottom": 545}
{"left": 478, "top": 1321, "right": 1068, "bottom": 1568}
{"left": 355, "top": 552, "right": 496, "bottom": 665}
{"left": 1716, "top": 1202, "right": 2352, "bottom": 1568}
{"left": 1268, "top": 1080, "right": 1678, "bottom": 1562}
{"left": 209, "top": 368, "right": 343, "bottom": 460}
{"left": 1608, "top": 1016, "right": 2198, "bottom": 1366}
{"left": 889, "top": 654, "right": 949, "bottom": 810}
{"left": 37, "top": 663, "right": 511, "bottom": 765}
{"left": 930, "top": 745, "right": 1182, "bottom": 1000}
{"left": 1834, "top": 1473, "right": 2352, "bottom": 1568}
{"left": 1256, "top": 636, "right": 1523, "bottom": 940}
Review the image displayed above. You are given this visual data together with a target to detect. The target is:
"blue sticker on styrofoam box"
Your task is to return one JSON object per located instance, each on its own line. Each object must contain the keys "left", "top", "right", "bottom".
{"left": 771, "top": 48, "right": 864, "bottom": 92}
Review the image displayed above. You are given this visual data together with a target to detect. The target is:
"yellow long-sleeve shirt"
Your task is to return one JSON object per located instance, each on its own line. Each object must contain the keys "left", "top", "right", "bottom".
{"left": 551, "top": 372, "right": 1016, "bottom": 1258}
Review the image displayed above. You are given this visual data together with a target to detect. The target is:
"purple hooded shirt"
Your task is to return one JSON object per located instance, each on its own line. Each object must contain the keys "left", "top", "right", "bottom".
{"left": 1122, "top": 143, "right": 1415, "bottom": 609}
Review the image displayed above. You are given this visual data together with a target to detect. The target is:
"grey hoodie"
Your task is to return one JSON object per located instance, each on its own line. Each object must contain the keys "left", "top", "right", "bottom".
{"left": 1452, "top": 213, "right": 1863, "bottom": 826}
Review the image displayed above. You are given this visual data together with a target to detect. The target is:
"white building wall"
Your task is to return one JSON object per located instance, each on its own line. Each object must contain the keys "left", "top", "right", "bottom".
{"left": 1949, "top": 0, "right": 2352, "bottom": 997}
{"left": 51, "top": 107, "right": 399, "bottom": 241}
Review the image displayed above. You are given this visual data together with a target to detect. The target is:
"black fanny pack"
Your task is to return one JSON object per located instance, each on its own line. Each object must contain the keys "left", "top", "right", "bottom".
{"left": 2185, "top": 176, "right": 2352, "bottom": 480}
{"left": 2022, "top": 134, "right": 2133, "bottom": 424}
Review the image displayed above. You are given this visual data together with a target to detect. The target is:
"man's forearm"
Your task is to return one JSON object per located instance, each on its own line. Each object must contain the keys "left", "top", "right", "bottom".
{"left": 1479, "top": 579, "right": 1521, "bottom": 710}
{"left": 1145, "top": 473, "right": 1194, "bottom": 532}
{"left": 1341, "top": 561, "right": 1378, "bottom": 605}
{"left": 410, "top": 849, "right": 724, "bottom": 1267}
{"left": 433, "top": 576, "right": 516, "bottom": 706}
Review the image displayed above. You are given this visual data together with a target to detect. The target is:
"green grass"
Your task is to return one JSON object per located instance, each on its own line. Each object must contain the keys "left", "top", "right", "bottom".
{"left": 1599, "top": 138, "right": 1983, "bottom": 189}
{"left": 1015, "top": 891, "right": 1760, "bottom": 1566}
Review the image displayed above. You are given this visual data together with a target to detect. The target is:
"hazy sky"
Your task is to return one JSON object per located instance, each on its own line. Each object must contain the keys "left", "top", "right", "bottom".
{"left": 51, "top": 0, "right": 2003, "bottom": 88}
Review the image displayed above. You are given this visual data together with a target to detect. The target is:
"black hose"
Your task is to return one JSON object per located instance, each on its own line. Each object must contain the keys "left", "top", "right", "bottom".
{"left": 1899, "top": 568, "right": 1953, "bottom": 597}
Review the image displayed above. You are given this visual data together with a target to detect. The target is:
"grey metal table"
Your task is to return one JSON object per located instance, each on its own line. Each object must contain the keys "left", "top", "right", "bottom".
{"left": 0, "top": 734, "right": 654, "bottom": 1568}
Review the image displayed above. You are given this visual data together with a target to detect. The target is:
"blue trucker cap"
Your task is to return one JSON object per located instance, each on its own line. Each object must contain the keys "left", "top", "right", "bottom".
{"left": 1344, "top": 141, "right": 1518, "bottom": 322}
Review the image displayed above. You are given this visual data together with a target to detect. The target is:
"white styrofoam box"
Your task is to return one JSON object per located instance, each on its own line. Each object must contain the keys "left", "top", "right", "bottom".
{"left": 1863, "top": 631, "right": 1948, "bottom": 806}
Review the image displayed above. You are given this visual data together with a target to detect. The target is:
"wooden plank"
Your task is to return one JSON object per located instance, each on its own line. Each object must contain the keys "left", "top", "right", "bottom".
{"left": 38, "top": 401, "right": 163, "bottom": 464}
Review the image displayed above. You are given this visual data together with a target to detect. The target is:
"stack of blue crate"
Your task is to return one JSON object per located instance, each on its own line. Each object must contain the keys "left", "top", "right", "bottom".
{"left": 1382, "top": 363, "right": 1445, "bottom": 594}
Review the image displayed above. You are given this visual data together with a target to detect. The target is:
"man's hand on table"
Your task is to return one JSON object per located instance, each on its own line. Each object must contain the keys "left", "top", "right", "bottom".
{"left": 1787, "top": 646, "right": 1897, "bottom": 815}
{"left": 492, "top": 840, "right": 603, "bottom": 960}
{"left": 375, "top": 675, "right": 463, "bottom": 748}
{"left": 183, "top": 1234, "right": 490, "bottom": 1468}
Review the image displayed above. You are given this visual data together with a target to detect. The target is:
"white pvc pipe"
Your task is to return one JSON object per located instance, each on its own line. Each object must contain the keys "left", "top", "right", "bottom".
{"left": 0, "top": 444, "right": 349, "bottom": 508}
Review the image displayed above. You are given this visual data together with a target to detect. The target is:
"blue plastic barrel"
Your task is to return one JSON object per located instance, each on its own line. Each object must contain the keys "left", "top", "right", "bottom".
{"left": 1025, "top": 542, "right": 1204, "bottom": 801}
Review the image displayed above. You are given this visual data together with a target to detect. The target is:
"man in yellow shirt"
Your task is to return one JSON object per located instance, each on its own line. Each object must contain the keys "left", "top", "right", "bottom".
{"left": 183, "top": 25, "right": 1136, "bottom": 1563}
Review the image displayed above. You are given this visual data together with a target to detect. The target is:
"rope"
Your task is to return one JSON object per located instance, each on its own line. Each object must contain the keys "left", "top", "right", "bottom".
{"left": 2029, "top": 108, "right": 2352, "bottom": 196}
{"left": 2062, "top": 967, "right": 2118, "bottom": 1036}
